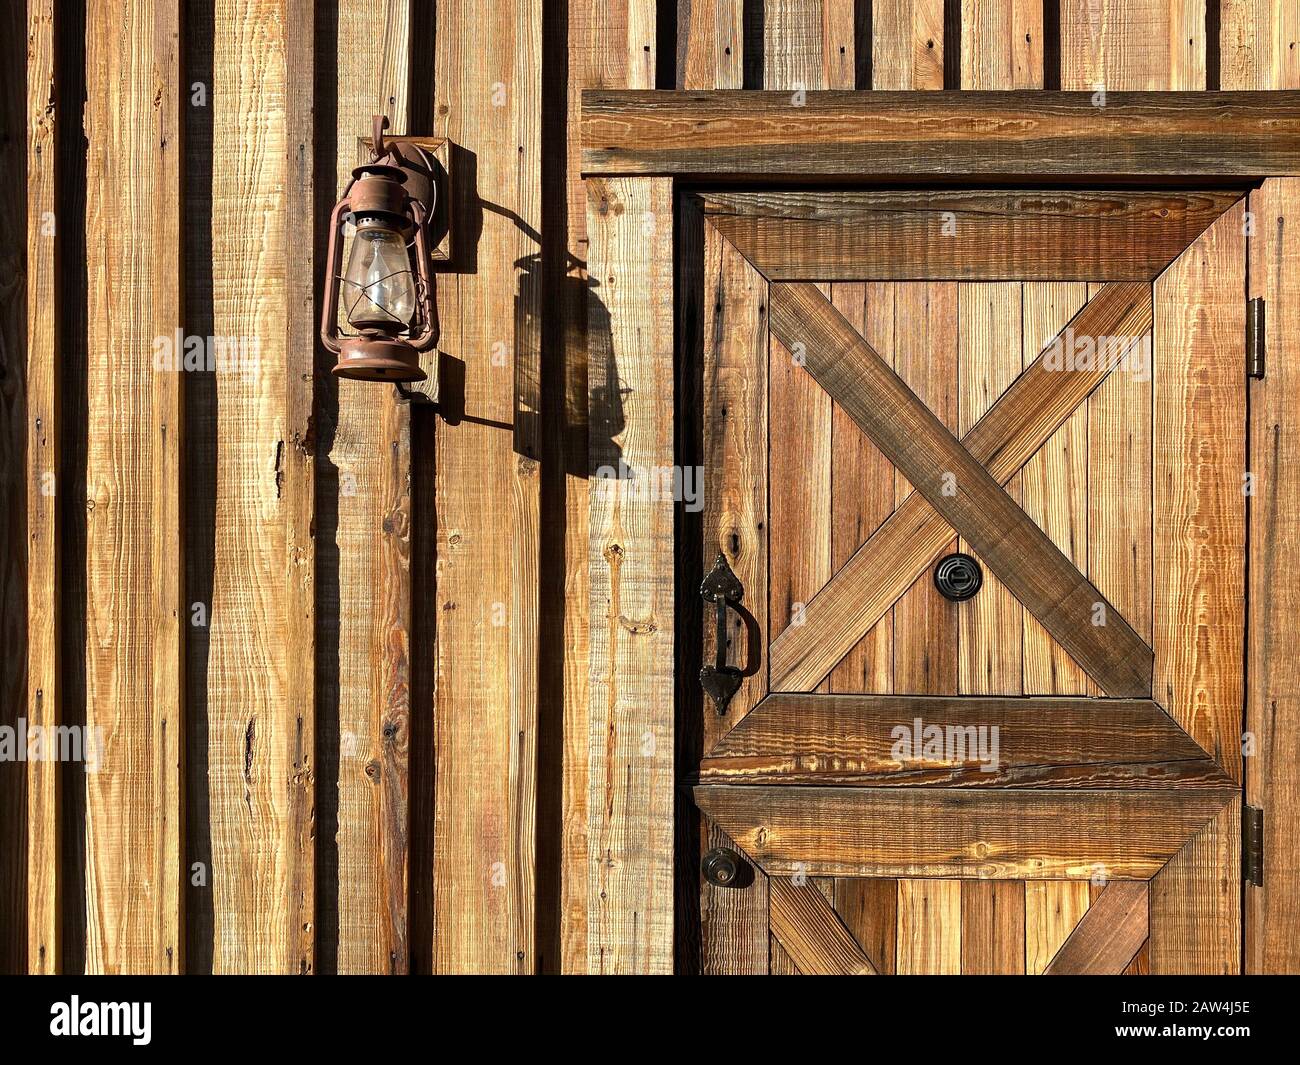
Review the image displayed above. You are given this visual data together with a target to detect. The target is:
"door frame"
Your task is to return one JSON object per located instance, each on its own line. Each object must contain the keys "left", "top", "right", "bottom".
{"left": 581, "top": 90, "right": 1300, "bottom": 974}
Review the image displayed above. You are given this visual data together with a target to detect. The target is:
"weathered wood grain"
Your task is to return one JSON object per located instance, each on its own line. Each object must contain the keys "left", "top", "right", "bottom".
{"left": 769, "top": 875, "right": 876, "bottom": 975}
{"left": 961, "top": 880, "right": 1025, "bottom": 973}
{"left": 677, "top": 0, "right": 745, "bottom": 89}
{"left": 587, "top": 176, "right": 675, "bottom": 973}
{"left": 961, "top": 0, "right": 1041, "bottom": 89}
{"left": 1025, "top": 880, "right": 1090, "bottom": 973}
{"left": 1043, "top": 880, "right": 1147, "bottom": 974}
{"left": 1060, "top": 0, "right": 1206, "bottom": 91}
{"left": 1222, "top": 0, "right": 1300, "bottom": 90}
{"left": 834, "top": 878, "right": 897, "bottom": 973}
{"left": 897, "top": 879, "right": 960, "bottom": 973}
{"left": 957, "top": 282, "right": 1024, "bottom": 697}
{"left": 1021, "top": 283, "right": 1090, "bottom": 696}
{"left": 82, "top": 0, "right": 183, "bottom": 974}
{"left": 890, "top": 283, "right": 958, "bottom": 696}
{"left": 769, "top": 282, "right": 1153, "bottom": 693}
{"left": 769, "top": 282, "right": 1154, "bottom": 697}
{"left": 872, "top": 0, "right": 944, "bottom": 90}
{"left": 581, "top": 89, "right": 1300, "bottom": 178}
{"left": 703, "top": 189, "right": 1240, "bottom": 283}
{"left": 1243, "top": 178, "right": 1300, "bottom": 973}
{"left": 701, "top": 824, "right": 768, "bottom": 973}
{"left": 1153, "top": 200, "right": 1246, "bottom": 778}
{"left": 561, "top": 0, "right": 656, "bottom": 977}
{"left": 700, "top": 216, "right": 769, "bottom": 747}
{"left": 700, "top": 694, "right": 1222, "bottom": 787}
{"left": 695, "top": 785, "right": 1239, "bottom": 880}
{"left": 1149, "top": 801, "right": 1241, "bottom": 973}
{"left": 23, "top": 0, "right": 57, "bottom": 976}
{"left": 432, "top": 0, "right": 544, "bottom": 974}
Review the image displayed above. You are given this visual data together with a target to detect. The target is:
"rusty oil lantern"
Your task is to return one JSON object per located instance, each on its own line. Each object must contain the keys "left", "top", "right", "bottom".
{"left": 321, "top": 115, "right": 437, "bottom": 381}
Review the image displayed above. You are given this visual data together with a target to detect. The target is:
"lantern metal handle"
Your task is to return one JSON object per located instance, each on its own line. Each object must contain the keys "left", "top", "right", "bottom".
{"left": 319, "top": 194, "right": 353, "bottom": 355}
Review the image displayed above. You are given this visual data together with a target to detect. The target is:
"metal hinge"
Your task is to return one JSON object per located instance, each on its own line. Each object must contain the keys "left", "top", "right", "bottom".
{"left": 1244, "top": 804, "right": 1264, "bottom": 886}
{"left": 1247, "top": 298, "right": 1266, "bottom": 379}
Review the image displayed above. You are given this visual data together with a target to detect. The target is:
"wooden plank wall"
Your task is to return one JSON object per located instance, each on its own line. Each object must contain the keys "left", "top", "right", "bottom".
{"left": 0, "top": 0, "right": 1294, "bottom": 976}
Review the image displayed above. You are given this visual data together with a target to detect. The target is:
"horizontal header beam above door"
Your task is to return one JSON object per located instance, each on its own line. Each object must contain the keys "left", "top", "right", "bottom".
{"left": 582, "top": 90, "right": 1300, "bottom": 180}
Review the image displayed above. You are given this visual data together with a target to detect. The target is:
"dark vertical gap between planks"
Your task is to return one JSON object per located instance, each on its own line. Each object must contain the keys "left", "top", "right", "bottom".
{"left": 657, "top": 0, "right": 678, "bottom": 89}
{"left": 943, "top": 0, "right": 961, "bottom": 89}
{"left": 855, "top": 0, "right": 872, "bottom": 89}
{"left": 533, "top": 0, "right": 572, "bottom": 976}
{"left": 742, "top": 0, "right": 765, "bottom": 89}
{"left": 182, "top": 0, "right": 216, "bottom": 974}
{"left": 56, "top": 0, "right": 89, "bottom": 977}
{"left": 1043, "top": 0, "right": 1061, "bottom": 90}
{"left": 409, "top": 0, "right": 435, "bottom": 135}
{"left": 312, "top": 0, "right": 341, "bottom": 975}
{"left": 674, "top": 195, "right": 706, "bottom": 975}
{"left": 0, "top": 0, "right": 27, "bottom": 976}
{"left": 1205, "top": 0, "right": 1221, "bottom": 90}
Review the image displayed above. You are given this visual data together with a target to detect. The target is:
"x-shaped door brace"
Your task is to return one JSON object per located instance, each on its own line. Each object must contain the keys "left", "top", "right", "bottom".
{"left": 767, "top": 281, "right": 1156, "bottom": 697}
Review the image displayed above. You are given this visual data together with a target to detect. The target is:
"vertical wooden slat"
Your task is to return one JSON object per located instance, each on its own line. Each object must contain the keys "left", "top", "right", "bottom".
{"left": 897, "top": 879, "right": 960, "bottom": 974}
{"left": 829, "top": 283, "right": 892, "bottom": 695}
{"left": 199, "top": 0, "right": 316, "bottom": 974}
{"left": 701, "top": 825, "right": 768, "bottom": 973}
{"left": 1059, "top": 0, "right": 1206, "bottom": 89}
{"left": 433, "top": 0, "right": 545, "bottom": 974}
{"left": 960, "top": 0, "right": 1043, "bottom": 88}
{"left": 1025, "top": 881, "right": 1089, "bottom": 974}
{"left": 23, "top": 0, "right": 57, "bottom": 976}
{"left": 961, "top": 881, "right": 1025, "bottom": 974}
{"left": 957, "top": 281, "right": 1023, "bottom": 697}
{"left": 82, "top": 0, "right": 183, "bottom": 974}
{"left": 678, "top": 0, "right": 746, "bottom": 88}
{"left": 587, "top": 175, "right": 674, "bottom": 973}
{"left": 835, "top": 877, "right": 897, "bottom": 973}
{"left": 1221, "top": 0, "right": 1300, "bottom": 89}
{"left": 1021, "top": 283, "right": 1090, "bottom": 696}
{"left": 327, "top": 0, "right": 410, "bottom": 975}
{"left": 1150, "top": 802, "right": 1241, "bottom": 973}
{"left": 562, "top": 0, "right": 656, "bottom": 977}
{"left": 1153, "top": 201, "right": 1246, "bottom": 777}
{"left": 701, "top": 220, "right": 768, "bottom": 747}
{"left": 872, "top": 0, "right": 945, "bottom": 89}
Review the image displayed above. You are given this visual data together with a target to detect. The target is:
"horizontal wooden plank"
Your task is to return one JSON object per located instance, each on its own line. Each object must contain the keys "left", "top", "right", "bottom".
{"left": 770, "top": 282, "right": 1153, "bottom": 693}
{"left": 695, "top": 785, "right": 1239, "bottom": 879}
{"left": 769, "top": 282, "right": 1154, "bottom": 697}
{"left": 1044, "top": 881, "right": 1149, "bottom": 974}
{"left": 704, "top": 190, "right": 1240, "bottom": 281}
{"left": 700, "top": 694, "right": 1227, "bottom": 788}
{"left": 582, "top": 90, "right": 1300, "bottom": 178}
{"left": 769, "top": 878, "right": 877, "bottom": 975}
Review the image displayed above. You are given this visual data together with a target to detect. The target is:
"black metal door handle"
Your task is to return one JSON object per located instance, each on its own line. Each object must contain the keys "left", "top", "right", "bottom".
{"left": 700, "top": 553, "right": 744, "bottom": 715}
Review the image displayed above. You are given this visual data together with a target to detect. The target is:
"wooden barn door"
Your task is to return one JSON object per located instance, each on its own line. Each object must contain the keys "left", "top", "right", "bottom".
{"left": 688, "top": 188, "right": 1248, "bottom": 974}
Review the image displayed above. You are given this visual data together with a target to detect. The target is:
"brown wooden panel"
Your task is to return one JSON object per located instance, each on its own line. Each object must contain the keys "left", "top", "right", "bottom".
{"left": 1026, "top": 881, "right": 1091, "bottom": 973}
{"left": 694, "top": 785, "right": 1238, "bottom": 879}
{"left": 960, "top": 0, "right": 1041, "bottom": 89}
{"left": 82, "top": 0, "right": 183, "bottom": 974}
{"left": 704, "top": 190, "right": 1238, "bottom": 282}
{"left": 587, "top": 176, "right": 675, "bottom": 973}
{"left": 678, "top": 0, "right": 745, "bottom": 89}
{"left": 829, "top": 283, "right": 894, "bottom": 694}
{"left": 770, "top": 282, "right": 1152, "bottom": 693}
{"left": 24, "top": 0, "right": 57, "bottom": 975}
{"left": 1154, "top": 202, "right": 1247, "bottom": 778}
{"left": 1149, "top": 802, "right": 1241, "bottom": 973}
{"left": 1244, "top": 178, "right": 1300, "bottom": 973}
{"left": 834, "top": 879, "right": 897, "bottom": 973}
{"left": 701, "top": 824, "right": 768, "bottom": 974}
{"left": 700, "top": 693, "right": 1221, "bottom": 787}
{"left": 581, "top": 90, "right": 1300, "bottom": 178}
{"left": 958, "top": 282, "right": 1024, "bottom": 696}
{"left": 1044, "top": 881, "right": 1148, "bottom": 974}
{"left": 1060, "top": 0, "right": 1205, "bottom": 91}
{"left": 891, "top": 283, "right": 958, "bottom": 695}
{"left": 897, "top": 880, "right": 960, "bottom": 973}
{"left": 768, "top": 282, "right": 1154, "bottom": 697}
{"left": 700, "top": 216, "right": 769, "bottom": 746}
{"left": 769, "top": 876, "right": 876, "bottom": 975}
{"left": 872, "top": 0, "right": 944, "bottom": 90}
{"left": 961, "top": 880, "right": 1025, "bottom": 974}
{"left": 1222, "top": 0, "right": 1300, "bottom": 90}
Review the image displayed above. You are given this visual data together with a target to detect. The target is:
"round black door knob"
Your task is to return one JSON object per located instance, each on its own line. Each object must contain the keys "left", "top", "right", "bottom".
{"left": 934, "top": 552, "right": 983, "bottom": 602}
{"left": 702, "top": 847, "right": 743, "bottom": 887}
